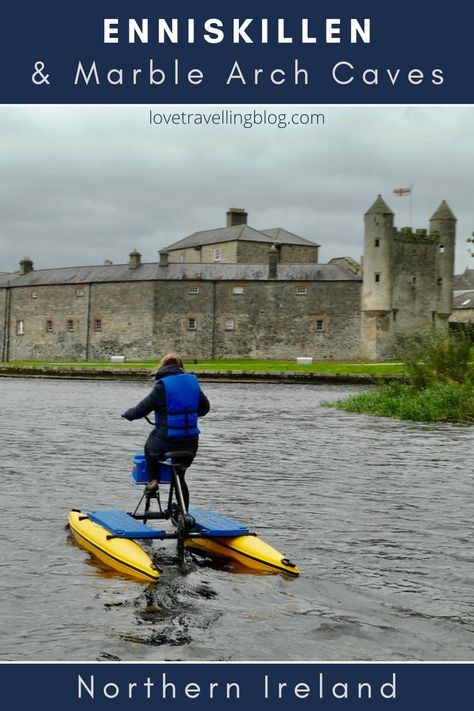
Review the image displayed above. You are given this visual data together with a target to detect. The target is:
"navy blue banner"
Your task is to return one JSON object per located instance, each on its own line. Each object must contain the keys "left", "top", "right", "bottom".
{"left": 0, "top": 0, "right": 471, "bottom": 103}
{"left": 1, "top": 662, "right": 472, "bottom": 710}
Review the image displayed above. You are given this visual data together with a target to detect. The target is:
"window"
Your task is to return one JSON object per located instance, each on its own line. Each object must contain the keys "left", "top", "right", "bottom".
{"left": 375, "top": 238, "right": 380, "bottom": 247}
{"left": 437, "top": 278, "right": 443, "bottom": 286}
{"left": 375, "top": 273, "right": 381, "bottom": 283}
{"left": 46, "top": 320, "right": 53, "bottom": 333}
{"left": 225, "top": 319, "right": 235, "bottom": 331}
{"left": 315, "top": 319, "right": 325, "bottom": 332}
{"left": 439, "top": 244, "right": 445, "bottom": 254}
{"left": 67, "top": 319, "right": 74, "bottom": 332}
{"left": 180, "top": 253, "right": 186, "bottom": 263}
{"left": 232, "top": 286, "right": 244, "bottom": 295}
{"left": 16, "top": 320, "right": 25, "bottom": 335}
{"left": 31, "top": 291, "right": 38, "bottom": 299}
{"left": 412, "top": 277, "right": 417, "bottom": 285}
{"left": 296, "top": 286, "right": 307, "bottom": 295}
{"left": 188, "top": 286, "right": 200, "bottom": 294}
{"left": 94, "top": 319, "right": 102, "bottom": 332}
{"left": 76, "top": 288, "right": 84, "bottom": 297}
{"left": 213, "top": 248, "right": 222, "bottom": 262}
{"left": 188, "top": 318, "right": 196, "bottom": 330}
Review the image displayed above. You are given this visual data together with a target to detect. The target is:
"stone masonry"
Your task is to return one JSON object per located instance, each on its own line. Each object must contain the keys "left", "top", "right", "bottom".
{"left": 0, "top": 200, "right": 457, "bottom": 362}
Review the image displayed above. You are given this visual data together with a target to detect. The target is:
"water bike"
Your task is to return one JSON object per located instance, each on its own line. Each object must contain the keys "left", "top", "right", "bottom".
{"left": 68, "top": 450, "right": 299, "bottom": 583}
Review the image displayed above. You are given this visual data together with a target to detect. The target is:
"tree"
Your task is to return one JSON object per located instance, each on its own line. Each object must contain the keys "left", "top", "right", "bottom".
{"left": 468, "top": 232, "right": 474, "bottom": 258}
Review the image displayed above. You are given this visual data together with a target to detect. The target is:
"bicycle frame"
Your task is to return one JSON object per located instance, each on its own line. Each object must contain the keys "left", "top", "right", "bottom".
{"left": 131, "top": 450, "right": 196, "bottom": 560}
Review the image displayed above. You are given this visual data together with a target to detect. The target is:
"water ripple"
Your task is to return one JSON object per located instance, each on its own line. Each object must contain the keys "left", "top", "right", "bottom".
{"left": 0, "top": 378, "right": 473, "bottom": 661}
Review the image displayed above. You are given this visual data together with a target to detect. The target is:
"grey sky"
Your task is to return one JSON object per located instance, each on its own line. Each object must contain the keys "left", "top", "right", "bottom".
{"left": 1, "top": 105, "right": 473, "bottom": 274}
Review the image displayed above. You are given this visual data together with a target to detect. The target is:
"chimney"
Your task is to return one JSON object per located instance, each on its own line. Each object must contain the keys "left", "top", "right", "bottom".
{"left": 19, "top": 257, "right": 34, "bottom": 275}
{"left": 268, "top": 244, "right": 278, "bottom": 279}
{"left": 159, "top": 251, "right": 169, "bottom": 267}
{"left": 129, "top": 248, "right": 141, "bottom": 269}
{"left": 226, "top": 207, "right": 248, "bottom": 227}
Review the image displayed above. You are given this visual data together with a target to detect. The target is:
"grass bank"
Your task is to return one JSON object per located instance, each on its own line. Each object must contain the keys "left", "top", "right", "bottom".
{"left": 329, "top": 381, "right": 474, "bottom": 423}
{"left": 0, "top": 358, "right": 404, "bottom": 377}
{"left": 326, "top": 330, "right": 474, "bottom": 424}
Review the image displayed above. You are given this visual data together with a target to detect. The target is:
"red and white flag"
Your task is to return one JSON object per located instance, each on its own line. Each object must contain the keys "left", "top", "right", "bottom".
{"left": 393, "top": 187, "right": 412, "bottom": 197}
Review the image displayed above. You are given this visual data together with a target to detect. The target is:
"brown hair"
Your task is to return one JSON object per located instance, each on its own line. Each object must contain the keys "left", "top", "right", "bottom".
{"left": 153, "top": 352, "right": 184, "bottom": 375}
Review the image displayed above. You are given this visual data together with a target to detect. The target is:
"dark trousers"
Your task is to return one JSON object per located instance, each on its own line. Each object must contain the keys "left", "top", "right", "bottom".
{"left": 144, "top": 431, "right": 198, "bottom": 510}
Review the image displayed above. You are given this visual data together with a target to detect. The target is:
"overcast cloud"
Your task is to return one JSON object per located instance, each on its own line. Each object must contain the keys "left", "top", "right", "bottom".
{"left": 0, "top": 105, "right": 473, "bottom": 274}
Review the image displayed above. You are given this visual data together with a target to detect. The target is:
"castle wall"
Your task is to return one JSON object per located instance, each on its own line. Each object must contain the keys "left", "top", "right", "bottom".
{"left": 152, "top": 280, "right": 216, "bottom": 357}
{"left": 7, "top": 283, "right": 89, "bottom": 361}
{"left": 4, "top": 282, "right": 156, "bottom": 361}
{"left": 0, "top": 287, "right": 7, "bottom": 360}
{"left": 391, "top": 231, "right": 438, "bottom": 332}
{"left": 151, "top": 279, "right": 361, "bottom": 360}
{"left": 1, "top": 279, "right": 362, "bottom": 361}
{"left": 1, "top": 198, "right": 456, "bottom": 363}
{"left": 212, "top": 280, "right": 361, "bottom": 359}
{"left": 360, "top": 198, "right": 456, "bottom": 360}
{"left": 87, "top": 282, "right": 155, "bottom": 360}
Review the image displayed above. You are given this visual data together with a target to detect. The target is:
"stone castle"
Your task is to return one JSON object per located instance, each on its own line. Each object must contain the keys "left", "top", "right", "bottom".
{"left": 0, "top": 197, "right": 457, "bottom": 362}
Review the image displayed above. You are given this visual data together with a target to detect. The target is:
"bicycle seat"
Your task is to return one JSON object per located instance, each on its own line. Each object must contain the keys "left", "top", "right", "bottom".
{"left": 164, "top": 450, "right": 194, "bottom": 466}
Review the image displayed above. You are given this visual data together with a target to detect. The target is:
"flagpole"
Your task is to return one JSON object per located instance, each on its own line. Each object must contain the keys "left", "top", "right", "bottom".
{"left": 392, "top": 186, "right": 414, "bottom": 226}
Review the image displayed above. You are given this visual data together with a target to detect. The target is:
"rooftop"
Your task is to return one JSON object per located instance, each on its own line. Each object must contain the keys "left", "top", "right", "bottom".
{"left": 454, "top": 268, "right": 474, "bottom": 290}
{"left": 453, "top": 290, "right": 474, "bottom": 309}
{"left": 163, "top": 207, "right": 320, "bottom": 251}
{"left": 0, "top": 260, "right": 360, "bottom": 288}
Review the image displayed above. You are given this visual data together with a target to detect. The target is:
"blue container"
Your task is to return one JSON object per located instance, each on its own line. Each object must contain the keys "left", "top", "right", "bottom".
{"left": 131, "top": 453, "right": 173, "bottom": 485}
{"left": 131, "top": 453, "right": 148, "bottom": 484}
{"left": 158, "top": 459, "right": 173, "bottom": 484}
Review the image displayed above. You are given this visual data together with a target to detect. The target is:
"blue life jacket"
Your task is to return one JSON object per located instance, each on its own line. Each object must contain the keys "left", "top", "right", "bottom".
{"left": 155, "top": 373, "right": 201, "bottom": 438}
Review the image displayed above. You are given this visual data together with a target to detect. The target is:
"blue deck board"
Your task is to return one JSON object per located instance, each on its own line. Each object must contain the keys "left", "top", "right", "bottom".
{"left": 88, "top": 510, "right": 167, "bottom": 539}
{"left": 189, "top": 508, "right": 250, "bottom": 537}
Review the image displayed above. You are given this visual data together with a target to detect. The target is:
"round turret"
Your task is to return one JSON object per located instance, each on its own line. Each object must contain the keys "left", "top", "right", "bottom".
{"left": 430, "top": 200, "right": 456, "bottom": 317}
{"left": 362, "top": 195, "right": 394, "bottom": 314}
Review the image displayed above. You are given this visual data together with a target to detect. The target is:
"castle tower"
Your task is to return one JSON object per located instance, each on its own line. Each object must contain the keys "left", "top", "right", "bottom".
{"left": 429, "top": 200, "right": 456, "bottom": 320}
{"left": 360, "top": 195, "right": 394, "bottom": 359}
{"left": 360, "top": 196, "right": 457, "bottom": 361}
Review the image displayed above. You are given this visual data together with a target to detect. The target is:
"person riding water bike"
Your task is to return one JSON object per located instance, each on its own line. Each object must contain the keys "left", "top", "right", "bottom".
{"left": 122, "top": 353, "right": 210, "bottom": 508}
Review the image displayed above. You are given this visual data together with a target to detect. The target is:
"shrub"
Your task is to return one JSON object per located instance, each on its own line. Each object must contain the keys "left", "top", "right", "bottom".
{"left": 394, "top": 327, "right": 473, "bottom": 388}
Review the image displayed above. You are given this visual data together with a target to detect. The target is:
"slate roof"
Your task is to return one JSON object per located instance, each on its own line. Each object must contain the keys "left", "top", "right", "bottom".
{"left": 260, "top": 227, "right": 320, "bottom": 247}
{"left": 365, "top": 195, "right": 394, "bottom": 216}
{"left": 430, "top": 200, "right": 456, "bottom": 221}
{"left": 454, "top": 269, "right": 474, "bottom": 289}
{"left": 453, "top": 290, "right": 474, "bottom": 309}
{"left": 163, "top": 224, "right": 319, "bottom": 250}
{"left": 0, "top": 261, "right": 361, "bottom": 287}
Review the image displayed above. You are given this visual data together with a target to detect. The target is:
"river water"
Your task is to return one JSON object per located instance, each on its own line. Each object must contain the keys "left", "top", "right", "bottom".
{"left": 0, "top": 377, "right": 472, "bottom": 662}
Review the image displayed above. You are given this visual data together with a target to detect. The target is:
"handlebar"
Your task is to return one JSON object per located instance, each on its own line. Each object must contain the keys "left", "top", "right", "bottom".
{"left": 121, "top": 413, "right": 154, "bottom": 426}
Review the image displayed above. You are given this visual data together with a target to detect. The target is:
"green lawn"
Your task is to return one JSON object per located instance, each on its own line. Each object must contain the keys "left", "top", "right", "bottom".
{"left": 1, "top": 358, "right": 405, "bottom": 376}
